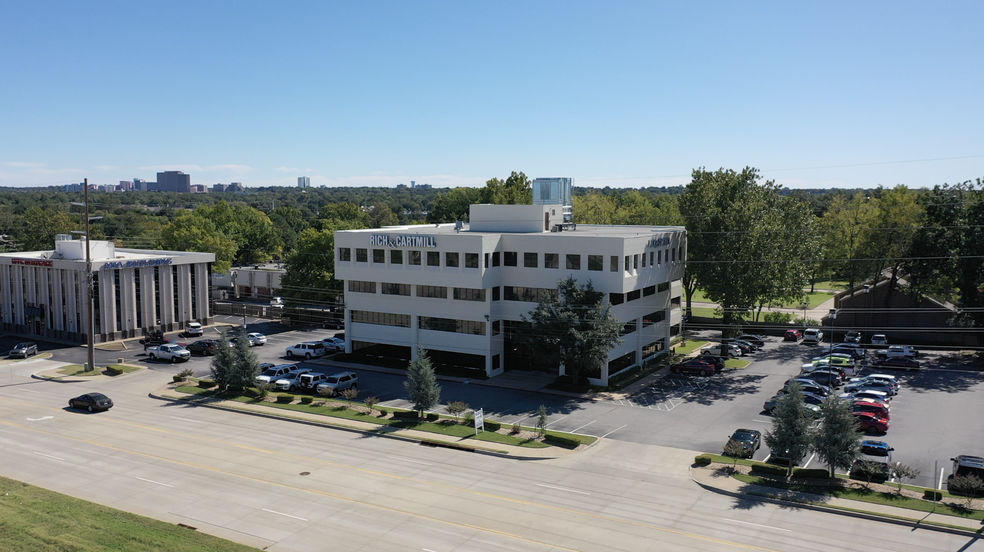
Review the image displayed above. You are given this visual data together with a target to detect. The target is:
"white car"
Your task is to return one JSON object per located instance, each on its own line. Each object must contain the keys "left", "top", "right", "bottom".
{"left": 255, "top": 364, "right": 298, "bottom": 386}
{"left": 274, "top": 367, "right": 314, "bottom": 392}
{"left": 286, "top": 342, "right": 326, "bottom": 359}
{"left": 876, "top": 345, "right": 917, "bottom": 359}
{"left": 321, "top": 337, "right": 345, "bottom": 353}
{"left": 247, "top": 332, "right": 267, "bottom": 346}
{"left": 184, "top": 322, "right": 203, "bottom": 337}
{"left": 871, "top": 334, "right": 888, "bottom": 345}
{"left": 701, "top": 344, "right": 741, "bottom": 358}
{"left": 802, "top": 328, "right": 823, "bottom": 344}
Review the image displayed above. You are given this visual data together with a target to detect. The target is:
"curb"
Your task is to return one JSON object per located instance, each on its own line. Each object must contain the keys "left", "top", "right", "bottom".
{"left": 149, "top": 388, "right": 571, "bottom": 461}
{"left": 689, "top": 465, "right": 984, "bottom": 538}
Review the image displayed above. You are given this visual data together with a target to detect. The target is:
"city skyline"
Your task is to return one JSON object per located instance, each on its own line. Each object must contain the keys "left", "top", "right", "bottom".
{"left": 1, "top": 2, "right": 982, "bottom": 190}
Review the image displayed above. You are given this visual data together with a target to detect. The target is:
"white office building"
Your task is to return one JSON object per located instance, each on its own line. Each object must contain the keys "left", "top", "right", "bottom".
{"left": 0, "top": 236, "right": 214, "bottom": 343}
{"left": 334, "top": 203, "right": 686, "bottom": 386}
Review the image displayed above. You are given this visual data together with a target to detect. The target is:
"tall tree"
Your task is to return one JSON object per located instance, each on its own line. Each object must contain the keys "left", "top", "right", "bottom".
{"left": 279, "top": 223, "right": 359, "bottom": 305}
{"left": 522, "top": 277, "right": 623, "bottom": 384}
{"left": 427, "top": 187, "right": 482, "bottom": 223}
{"left": 868, "top": 186, "right": 923, "bottom": 304}
{"left": 209, "top": 330, "right": 238, "bottom": 390}
{"left": 405, "top": 346, "right": 441, "bottom": 418}
{"left": 230, "top": 328, "right": 261, "bottom": 391}
{"left": 479, "top": 171, "right": 532, "bottom": 205}
{"left": 19, "top": 206, "right": 76, "bottom": 251}
{"left": 812, "top": 394, "right": 861, "bottom": 478}
{"left": 268, "top": 206, "right": 309, "bottom": 255}
{"left": 158, "top": 213, "right": 238, "bottom": 273}
{"left": 765, "top": 383, "right": 814, "bottom": 476}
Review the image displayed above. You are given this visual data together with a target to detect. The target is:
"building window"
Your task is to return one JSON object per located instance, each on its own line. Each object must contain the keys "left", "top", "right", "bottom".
{"left": 427, "top": 251, "right": 440, "bottom": 266}
{"left": 504, "top": 252, "right": 518, "bottom": 266}
{"left": 672, "top": 248, "right": 676, "bottom": 262}
{"left": 643, "top": 340, "right": 664, "bottom": 358}
{"left": 588, "top": 255, "right": 603, "bottom": 271}
{"left": 610, "top": 293, "right": 624, "bottom": 306}
{"left": 410, "top": 250, "right": 421, "bottom": 265}
{"left": 679, "top": 246, "right": 684, "bottom": 261}
{"left": 351, "top": 310, "right": 410, "bottom": 327}
{"left": 657, "top": 282, "right": 670, "bottom": 293}
{"left": 643, "top": 285, "right": 656, "bottom": 296}
{"left": 390, "top": 250, "right": 403, "bottom": 264}
{"left": 649, "top": 251, "right": 654, "bottom": 266}
{"left": 609, "top": 351, "right": 637, "bottom": 374}
{"left": 641, "top": 252, "right": 646, "bottom": 267}
{"left": 382, "top": 283, "right": 411, "bottom": 296}
{"left": 524, "top": 252, "right": 538, "bottom": 268}
{"left": 446, "top": 252, "right": 459, "bottom": 267}
{"left": 544, "top": 253, "right": 559, "bottom": 269}
{"left": 610, "top": 256, "right": 618, "bottom": 272}
{"left": 624, "top": 255, "right": 631, "bottom": 273}
{"left": 484, "top": 253, "right": 489, "bottom": 268}
{"left": 492, "top": 320, "right": 500, "bottom": 336}
{"left": 620, "top": 321, "right": 636, "bottom": 336}
{"left": 453, "top": 287, "right": 486, "bottom": 301}
{"left": 492, "top": 286, "right": 500, "bottom": 301}
{"left": 504, "top": 286, "right": 557, "bottom": 302}
{"left": 339, "top": 248, "right": 351, "bottom": 262}
{"left": 465, "top": 253, "right": 479, "bottom": 269}
{"left": 417, "top": 285, "right": 448, "bottom": 299}
{"left": 356, "top": 248, "right": 368, "bottom": 262}
{"left": 633, "top": 254, "right": 639, "bottom": 270}
{"left": 492, "top": 354, "right": 500, "bottom": 369}
{"left": 492, "top": 252, "right": 500, "bottom": 267}
{"left": 566, "top": 254, "right": 581, "bottom": 270}
{"left": 348, "top": 280, "right": 376, "bottom": 293}
{"left": 373, "top": 249, "right": 385, "bottom": 263}
{"left": 658, "top": 250, "right": 662, "bottom": 264}
{"left": 627, "top": 289, "right": 641, "bottom": 302}
{"left": 643, "top": 311, "right": 665, "bottom": 327}
{"left": 419, "top": 316, "right": 486, "bottom": 335}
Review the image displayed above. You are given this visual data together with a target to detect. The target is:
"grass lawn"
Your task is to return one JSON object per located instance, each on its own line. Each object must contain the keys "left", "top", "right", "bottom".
{"left": 57, "top": 364, "right": 141, "bottom": 377}
{"left": 175, "top": 386, "right": 594, "bottom": 448}
{"left": 0, "top": 474, "right": 257, "bottom": 551}
{"left": 673, "top": 340, "right": 708, "bottom": 355}
{"left": 688, "top": 289, "right": 835, "bottom": 309}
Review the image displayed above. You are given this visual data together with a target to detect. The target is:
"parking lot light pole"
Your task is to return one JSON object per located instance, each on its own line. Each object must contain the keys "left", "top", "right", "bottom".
{"left": 828, "top": 308, "right": 837, "bottom": 355}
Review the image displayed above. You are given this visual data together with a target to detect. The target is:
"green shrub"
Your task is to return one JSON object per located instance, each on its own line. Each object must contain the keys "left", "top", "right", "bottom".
{"left": 543, "top": 433, "right": 581, "bottom": 448}
{"left": 763, "top": 311, "right": 794, "bottom": 324}
{"left": 694, "top": 454, "right": 713, "bottom": 466}
{"left": 924, "top": 489, "right": 943, "bottom": 501}
{"left": 276, "top": 394, "right": 294, "bottom": 403}
{"left": 392, "top": 410, "right": 418, "bottom": 419}
{"left": 197, "top": 379, "right": 217, "bottom": 389}
{"left": 511, "top": 421, "right": 522, "bottom": 434}
{"left": 484, "top": 420, "right": 501, "bottom": 431}
{"left": 792, "top": 469, "right": 830, "bottom": 479}
{"left": 172, "top": 374, "right": 184, "bottom": 382}
{"left": 377, "top": 408, "right": 388, "bottom": 416}
{"left": 299, "top": 396, "right": 313, "bottom": 404}
{"left": 106, "top": 366, "right": 124, "bottom": 376}
{"left": 750, "top": 464, "right": 788, "bottom": 476}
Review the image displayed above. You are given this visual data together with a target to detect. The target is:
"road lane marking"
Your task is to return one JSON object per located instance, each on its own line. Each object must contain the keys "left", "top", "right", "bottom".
{"left": 136, "top": 477, "right": 173, "bottom": 487}
{"left": 724, "top": 519, "right": 791, "bottom": 532}
{"left": 27, "top": 416, "right": 53, "bottom": 421}
{"left": 570, "top": 420, "right": 595, "bottom": 433}
{"left": 388, "top": 455, "right": 433, "bottom": 466}
{"left": 601, "top": 425, "right": 626, "bottom": 438}
{"left": 34, "top": 451, "right": 65, "bottom": 461}
{"left": 170, "top": 416, "right": 201, "bottom": 423}
{"left": 544, "top": 415, "right": 568, "bottom": 427}
{"left": 536, "top": 483, "right": 590, "bottom": 495}
{"left": 280, "top": 436, "right": 306, "bottom": 443}
{"left": 262, "top": 508, "right": 308, "bottom": 521}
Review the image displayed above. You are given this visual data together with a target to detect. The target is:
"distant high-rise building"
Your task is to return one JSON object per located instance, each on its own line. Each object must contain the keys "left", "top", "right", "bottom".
{"left": 118, "top": 180, "right": 134, "bottom": 191}
{"left": 133, "top": 178, "right": 148, "bottom": 191}
{"left": 212, "top": 183, "right": 227, "bottom": 192}
{"left": 298, "top": 176, "right": 310, "bottom": 188}
{"left": 226, "top": 182, "right": 245, "bottom": 192}
{"left": 156, "top": 171, "right": 191, "bottom": 192}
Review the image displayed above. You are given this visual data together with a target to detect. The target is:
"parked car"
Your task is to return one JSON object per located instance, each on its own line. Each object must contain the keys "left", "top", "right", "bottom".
{"left": 870, "top": 334, "right": 888, "bottom": 345}
{"left": 286, "top": 342, "right": 326, "bottom": 359}
{"left": 231, "top": 335, "right": 257, "bottom": 347}
{"left": 701, "top": 344, "right": 740, "bottom": 358}
{"left": 254, "top": 364, "right": 302, "bottom": 386}
{"left": 299, "top": 372, "right": 330, "bottom": 392}
{"left": 270, "top": 296, "right": 284, "bottom": 308}
{"left": 732, "top": 340, "right": 757, "bottom": 353}
{"left": 315, "top": 371, "right": 359, "bottom": 396}
{"left": 851, "top": 440, "right": 894, "bottom": 480}
{"left": 735, "top": 334, "right": 766, "bottom": 347}
{"left": 853, "top": 412, "right": 889, "bottom": 434}
{"left": 274, "top": 368, "right": 315, "bottom": 392}
{"left": 845, "top": 330, "right": 863, "bottom": 344}
{"left": 849, "top": 374, "right": 900, "bottom": 394}
{"left": 322, "top": 318, "right": 345, "bottom": 330}
{"left": 139, "top": 330, "right": 167, "bottom": 346}
{"left": 831, "top": 344, "right": 866, "bottom": 360}
{"left": 802, "top": 328, "right": 823, "bottom": 344}
{"left": 876, "top": 345, "right": 918, "bottom": 359}
{"left": 839, "top": 390, "right": 891, "bottom": 405}
{"left": 187, "top": 340, "right": 218, "bottom": 356}
{"left": 247, "top": 332, "right": 267, "bottom": 346}
{"left": 801, "top": 370, "right": 842, "bottom": 388}
{"left": 845, "top": 379, "right": 896, "bottom": 396}
{"left": 183, "top": 322, "right": 203, "bottom": 337}
{"left": 8, "top": 342, "right": 38, "bottom": 358}
{"left": 724, "top": 429, "right": 762, "bottom": 458}
{"left": 784, "top": 329, "right": 804, "bottom": 341}
{"left": 694, "top": 354, "right": 725, "bottom": 371}
{"left": 870, "top": 357, "right": 920, "bottom": 371}
{"left": 763, "top": 392, "right": 823, "bottom": 412}
{"left": 802, "top": 362, "right": 846, "bottom": 380}
{"left": 852, "top": 401, "right": 891, "bottom": 420}
{"left": 321, "top": 337, "right": 346, "bottom": 353}
{"left": 146, "top": 343, "right": 191, "bottom": 363}
{"left": 810, "top": 355, "right": 854, "bottom": 368}
{"left": 783, "top": 378, "right": 831, "bottom": 396}
{"left": 948, "top": 455, "right": 984, "bottom": 491}
{"left": 68, "top": 392, "right": 114, "bottom": 412}
{"left": 670, "top": 360, "right": 716, "bottom": 376}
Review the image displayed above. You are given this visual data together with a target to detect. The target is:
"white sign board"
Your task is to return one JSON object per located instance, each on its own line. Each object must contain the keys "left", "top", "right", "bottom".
{"left": 474, "top": 408, "right": 484, "bottom": 435}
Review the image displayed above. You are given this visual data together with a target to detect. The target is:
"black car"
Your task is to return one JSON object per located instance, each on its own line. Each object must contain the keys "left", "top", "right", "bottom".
{"left": 322, "top": 318, "right": 345, "bottom": 329}
{"left": 9, "top": 342, "right": 38, "bottom": 358}
{"left": 732, "top": 340, "right": 757, "bottom": 353}
{"left": 724, "top": 429, "right": 762, "bottom": 458}
{"left": 69, "top": 393, "right": 113, "bottom": 412}
{"left": 735, "top": 334, "right": 766, "bottom": 348}
{"left": 187, "top": 340, "right": 218, "bottom": 356}
{"left": 802, "top": 370, "right": 841, "bottom": 387}
{"left": 695, "top": 354, "right": 725, "bottom": 371}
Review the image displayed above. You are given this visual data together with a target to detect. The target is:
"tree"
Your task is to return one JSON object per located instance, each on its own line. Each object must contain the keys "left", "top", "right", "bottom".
{"left": 279, "top": 224, "right": 358, "bottom": 304}
{"left": 853, "top": 460, "right": 887, "bottom": 489}
{"left": 405, "top": 346, "right": 441, "bottom": 418}
{"left": 891, "top": 463, "right": 920, "bottom": 494}
{"left": 821, "top": 192, "right": 881, "bottom": 293}
{"left": 678, "top": 167, "right": 818, "bottom": 330}
{"left": 764, "top": 383, "right": 814, "bottom": 476}
{"left": 19, "top": 206, "right": 76, "bottom": 251}
{"left": 813, "top": 394, "right": 862, "bottom": 477}
{"left": 209, "top": 330, "right": 237, "bottom": 390}
{"left": 158, "top": 213, "right": 237, "bottom": 273}
{"left": 948, "top": 475, "right": 984, "bottom": 504}
{"left": 523, "top": 277, "right": 623, "bottom": 385}
{"left": 723, "top": 441, "right": 750, "bottom": 470}
{"left": 445, "top": 401, "right": 469, "bottom": 421}
{"left": 427, "top": 187, "right": 481, "bottom": 223}
{"left": 478, "top": 171, "right": 532, "bottom": 205}
{"left": 268, "top": 206, "right": 309, "bottom": 255}
{"left": 536, "top": 404, "right": 548, "bottom": 438}
{"left": 229, "top": 328, "right": 261, "bottom": 391}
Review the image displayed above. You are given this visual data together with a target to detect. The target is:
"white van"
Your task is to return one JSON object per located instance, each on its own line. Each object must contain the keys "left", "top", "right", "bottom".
{"left": 802, "top": 328, "right": 823, "bottom": 343}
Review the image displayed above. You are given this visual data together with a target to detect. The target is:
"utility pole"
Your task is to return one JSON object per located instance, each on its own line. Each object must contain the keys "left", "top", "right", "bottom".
{"left": 83, "top": 179, "right": 95, "bottom": 372}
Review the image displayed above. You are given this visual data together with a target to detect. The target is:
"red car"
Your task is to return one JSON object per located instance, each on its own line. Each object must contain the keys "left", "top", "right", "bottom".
{"left": 852, "top": 401, "right": 890, "bottom": 420}
{"left": 853, "top": 412, "right": 889, "bottom": 434}
{"left": 870, "top": 357, "right": 920, "bottom": 371}
{"left": 670, "top": 360, "right": 716, "bottom": 376}
{"left": 784, "top": 329, "right": 804, "bottom": 341}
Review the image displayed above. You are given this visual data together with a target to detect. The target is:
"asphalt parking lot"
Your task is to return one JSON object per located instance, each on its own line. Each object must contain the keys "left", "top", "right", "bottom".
{"left": 9, "top": 320, "right": 984, "bottom": 488}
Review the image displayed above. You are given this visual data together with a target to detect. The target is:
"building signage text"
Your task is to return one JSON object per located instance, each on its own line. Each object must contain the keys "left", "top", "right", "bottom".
{"left": 369, "top": 234, "right": 437, "bottom": 248}
{"left": 11, "top": 258, "right": 53, "bottom": 267}
{"left": 100, "top": 258, "right": 174, "bottom": 270}
{"left": 647, "top": 236, "right": 671, "bottom": 248}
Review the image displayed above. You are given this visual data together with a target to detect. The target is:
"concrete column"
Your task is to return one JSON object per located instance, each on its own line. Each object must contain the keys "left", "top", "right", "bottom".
{"left": 140, "top": 267, "right": 156, "bottom": 330}
{"left": 159, "top": 266, "right": 174, "bottom": 326}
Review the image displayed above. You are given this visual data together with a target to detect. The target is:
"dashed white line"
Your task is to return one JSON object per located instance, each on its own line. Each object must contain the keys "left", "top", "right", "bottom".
{"left": 34, "top": 452, "right": 65, "bottom": 461}
{"left": 262, "top": 508, "right": 308, "bottom": 521}
{"left": 544, "top": 415, "right": 568, "bottom": 427}
{"left": 570, "top": 420, "right": 596, "bottom": 433}
{"left": 388, "top": 455, "right": 433, "bottom": 466}
{"left": 536, "top": 483, "right": 591, "bottom": 495}
{"left": 20, "top": 389, "right": 40, "bottom": 394}
{"left": 170, "top": 416, "right": 201, "bottom": 423}
{"left": 601, "top": 424, "right": 626, "bottom": 438}
{"left": 280, "top": 436, "right": 306, "bottom": 443}
{"left": 136, "top": 477, "right": 173, "bottom": 487}
{"left": 26, "top": 416, "right": 53, "bottom": 421}
{"left": 724, "top": 519, "right": 791, "bottom": 532}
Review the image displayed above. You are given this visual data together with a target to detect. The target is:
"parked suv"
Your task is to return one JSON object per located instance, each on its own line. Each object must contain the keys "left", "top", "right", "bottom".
{"left": 802, "top": 328, "right": 823, "bottom": 344}
{"left": 316, "top": 371, "right": 359, "bottom": 396}
{"left": 299, "top": 372, "right": 330, "bottom": 392}
{"left": 183, "top": 322, "right": 203, "bottom": 337}
{"left": 255, "top": 364, "right": 299, "bottom": 386}
{"left": 9, "top": 342, "right": 38, "bottom": 358}
{"left": 784, "top": 329, "right": 804, "bottom": 341}
{"left": 845, "top": 330, "right": 863, "bottom": 344}
{"left": 286, "top": 342, "right": 326, "bottom": 359}
{"left": 870, "top": 334, "right": 888, "bottom": 345}
{"left": 701, "top": 344, "right": 740, "bottom": 358}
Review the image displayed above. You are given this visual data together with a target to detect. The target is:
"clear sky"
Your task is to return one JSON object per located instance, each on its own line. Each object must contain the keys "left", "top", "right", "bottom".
{"left": 1, "top": 1, "right": 982, "bottom": 190}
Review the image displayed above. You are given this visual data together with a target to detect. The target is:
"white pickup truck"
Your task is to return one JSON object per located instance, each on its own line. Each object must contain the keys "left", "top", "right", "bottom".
{"left": 876, "top": 345, "right": 918, "bottom": 359}
{"left": 146, "top": 343, "right": 191, "bottom": 363}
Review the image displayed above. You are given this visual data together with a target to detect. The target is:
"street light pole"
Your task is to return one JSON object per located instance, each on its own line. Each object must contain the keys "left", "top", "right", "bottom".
{"left": 828, "top": 308, "right": 837, "bottom": 356}
{"left": 72, "top": 180, "right": 97, "bottom": 372}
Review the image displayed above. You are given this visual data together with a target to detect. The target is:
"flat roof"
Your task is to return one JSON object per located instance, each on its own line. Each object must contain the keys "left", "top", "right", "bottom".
{"left": 340, "top": 222, "right": 684, "bottom": 239}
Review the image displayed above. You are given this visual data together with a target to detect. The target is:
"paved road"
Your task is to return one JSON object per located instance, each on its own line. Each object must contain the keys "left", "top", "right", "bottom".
{"left": 1, "top": 360, "right": 981, "bottom": 551}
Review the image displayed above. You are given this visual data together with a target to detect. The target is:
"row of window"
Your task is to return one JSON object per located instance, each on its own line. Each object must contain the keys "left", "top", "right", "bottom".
{"left": 338, "top": 247, "right": 685, "bottom": 273}
{"left": 348, "top": 311, "right": 665, "bottom": 336}
{"left": 348, "top": 280, "right": 674, "bottom": 307}
{"left": 609, "top": 282, "right": 670, "bottom": 306}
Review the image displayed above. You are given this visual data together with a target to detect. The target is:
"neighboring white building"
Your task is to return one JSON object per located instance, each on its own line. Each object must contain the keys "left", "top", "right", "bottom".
{"left": 0, "top": 235, "right": 214, "bottom": 343}
{"left": 334, "top": 203, "right": 686, "bottom": 386}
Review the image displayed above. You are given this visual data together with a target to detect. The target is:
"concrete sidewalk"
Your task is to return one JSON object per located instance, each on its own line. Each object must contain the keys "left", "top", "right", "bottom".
{"left": 691, "top": 463, "right": 984, "bottom": 536}
{"left": 150, "top": 380, "right": 580, "bottom": 460}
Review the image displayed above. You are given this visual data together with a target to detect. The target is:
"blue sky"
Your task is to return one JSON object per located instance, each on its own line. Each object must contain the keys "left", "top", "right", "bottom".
{"left": 1, "top": 1, "right": 982, "bottom": 190}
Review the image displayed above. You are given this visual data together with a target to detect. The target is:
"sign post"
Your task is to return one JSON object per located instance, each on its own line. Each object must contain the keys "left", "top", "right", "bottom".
{"left": 474, "top": 408, "right": 484, "bottom": 435}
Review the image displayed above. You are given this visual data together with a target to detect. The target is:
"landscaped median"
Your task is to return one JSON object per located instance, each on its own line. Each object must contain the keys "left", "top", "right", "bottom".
{"left": 166, "top": 381, "right": 594, "bottom": 455}
{"left": 693, "top": 454, "right": 984, "bottom": 532}
{"left": 54, "top": 364, "right": 143, "bottom": 378}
